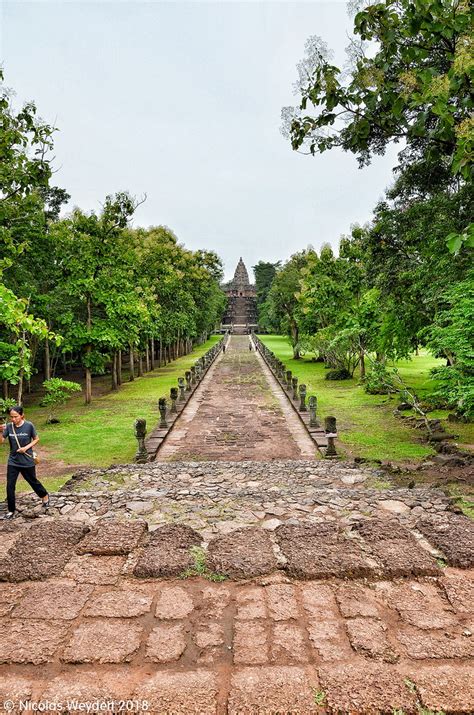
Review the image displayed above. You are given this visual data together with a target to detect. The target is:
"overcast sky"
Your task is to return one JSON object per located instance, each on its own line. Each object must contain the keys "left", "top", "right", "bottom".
{"left": 1, "top": 0, "right": 399, "bottom": 281}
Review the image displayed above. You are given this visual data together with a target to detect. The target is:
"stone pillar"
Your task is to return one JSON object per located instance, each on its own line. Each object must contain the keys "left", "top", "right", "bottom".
{"left": 190, "top": 366, "right": 197, "bottom": 385}
{"left": 308, "top": 396, "right": 319, "bottom": 427}
{"left": 286, "top": 370, "right": 292, "bottom": 390}
{"left": 158, "top": 398, "right": 167, "bottom": 428}
{"left": 299, "top": 384, "right": 307, "bottom": 411}
{"left": 292, "top": 376, "right": 298, "bottom": 400}
{"left": 325, "top": 416, "right": 338, "bottom": 457}
{"left": 185, "top": 371, "right": 192, "bottom": 391}
{"left": 178, "top": 377, "right": 186, "bottom": 401}
{"left": 170, "top": 387, "right": 178, "bottom": 414}
{"left": 134, "top": 418, "right": 147, "bottom": 463}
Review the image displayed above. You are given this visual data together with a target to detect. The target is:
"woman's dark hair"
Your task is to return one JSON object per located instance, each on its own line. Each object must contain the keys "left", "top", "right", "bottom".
{"left": 8, "top": 405, "right": 24, "bottom": 415}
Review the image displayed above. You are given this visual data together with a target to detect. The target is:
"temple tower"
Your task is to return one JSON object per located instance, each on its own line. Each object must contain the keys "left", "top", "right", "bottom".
{"left": 220, "top": 258, "right": 258, "bottom": 334}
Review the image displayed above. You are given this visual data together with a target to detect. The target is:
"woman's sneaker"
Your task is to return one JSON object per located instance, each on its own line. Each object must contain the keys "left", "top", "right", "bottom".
{"left": 3, "top": 512, "right": 14, "bottom": 520}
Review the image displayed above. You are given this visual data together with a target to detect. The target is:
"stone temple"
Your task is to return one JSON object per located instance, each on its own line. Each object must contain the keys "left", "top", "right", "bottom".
{"left": 220, "top": 258, "right": 258, "bottom": 334}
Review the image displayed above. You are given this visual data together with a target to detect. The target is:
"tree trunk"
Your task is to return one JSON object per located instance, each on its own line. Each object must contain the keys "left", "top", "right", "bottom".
{"left": 150, "top": 338, "right": 155, "bottom": 370}
{"left": 359, "top": 349, "right": 366, "bottom": 379}
{"left": 129, "top": 345, "right": 135, "bottom": 381}
{"left": 138, "top": 353, "right": 144, "bottom": 377}
{"left": 17, "top": 374, "right": 23, "bottom": 404}
{"left": 117, "top": 350, "right": 122, "bottom": 385}
{"left": 291, "top": 322, "right": 300, "bottom": 360}
{"left": 111, "top": 352, "right": 118, "bottom": 390}
{"left": 85, "top": 363, "right": 92, "bottom": 404}
{"left": 145, "top": 343, "right": 150, "bottom": 372}
{"left": 2, "top": 381, "right": 8, "bottom": 400}
{"left": 85, "top": 296, "right": 92, "bottom": 404}
{"left": 44, "top": 337, "right": 51, "bottom": 381}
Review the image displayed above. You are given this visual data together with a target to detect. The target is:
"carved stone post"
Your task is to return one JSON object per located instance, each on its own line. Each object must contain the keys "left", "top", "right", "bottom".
{"left": 292, "top": 376, "right": 298, "bottom": 400}
{"left": 178, "top": 377, "right": 186, "bottom": 401}
{"left": 190, "top": 366, "right": 197, "bottom": 385}
{"left": 158, "top": 398, "right": 168, "bottom": 428}
{"left": 134, "top": 418, "right": 147, "bottom": 463}
{"left": 170, "top": 387, "right": 178, "bottom": 414}
{"left": 325, "top": 416, "right": 338, "bottom": 457}
{"left": 286, "top": 370, "right": 292, "bottom": 390}
{"left": 299, "top": 384, "right": 307, "bottom": 411}
{"left": 185, "top": 370, "right": 192, "bottom": 391}
{"left": 308, "top": 396, "right": 319, "bottom": 427}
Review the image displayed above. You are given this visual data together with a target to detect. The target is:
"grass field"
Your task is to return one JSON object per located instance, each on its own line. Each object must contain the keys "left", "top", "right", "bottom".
{"left": 0, "top": 337, "right": 220, "bottom": 484}
{"left": 258, "top": 335, "right": 473, "bottom": 463}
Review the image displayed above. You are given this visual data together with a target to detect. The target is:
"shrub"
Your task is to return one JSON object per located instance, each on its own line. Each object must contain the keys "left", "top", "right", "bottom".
{"left": 429, "top": 366, "right": 474, "bottom": 421}
{"left": 41, "top": 378, "right": 82, "bottom": 423}
{"left": 325, "top": 368, "right": 351, "bottom": 380}
{"left": 364, "top": 361, "right": 397, "bottom": 394}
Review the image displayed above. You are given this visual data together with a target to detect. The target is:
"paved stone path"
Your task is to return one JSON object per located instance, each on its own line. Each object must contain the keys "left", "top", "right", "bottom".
{"left": 0, "top": 518, "right": 472, "bottom": 713}
{"left": 2, "top": 335, "right": 474, "bottom": 711}
{"left": 157, "top": 335, "right": 315, "bottom": 461}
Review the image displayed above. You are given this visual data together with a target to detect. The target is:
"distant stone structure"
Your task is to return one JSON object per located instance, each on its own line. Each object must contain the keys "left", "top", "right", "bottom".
{"left": 221, "top": 258, "right": 258, "bottom": 334}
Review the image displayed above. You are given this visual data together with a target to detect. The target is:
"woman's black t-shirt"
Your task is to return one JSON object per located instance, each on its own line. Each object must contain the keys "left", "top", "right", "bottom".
{"left": 2, "top": 421, "right": 37, "bottom": 467}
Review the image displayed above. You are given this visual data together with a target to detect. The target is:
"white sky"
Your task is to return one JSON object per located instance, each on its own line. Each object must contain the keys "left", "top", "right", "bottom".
{"left": 1, "top": 0, "right": 399, "bottom": 281}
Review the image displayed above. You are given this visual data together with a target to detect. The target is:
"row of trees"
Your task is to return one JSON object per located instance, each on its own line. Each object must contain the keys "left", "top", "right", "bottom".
{"left": 0, "top": 70, "right": 225, "bottom": 404}
{"left": 257, "top": 0, "right": 473, "bottom": 419}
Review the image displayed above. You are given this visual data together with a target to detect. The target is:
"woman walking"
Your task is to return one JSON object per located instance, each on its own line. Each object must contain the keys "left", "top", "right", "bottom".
{"left": 0, "top": 406, "right": 49, "bottom": 519}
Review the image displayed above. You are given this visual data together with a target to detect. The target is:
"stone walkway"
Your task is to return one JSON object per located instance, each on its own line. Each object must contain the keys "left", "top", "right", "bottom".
{"left": 2, "top": 335, "right": 474, "bottom": 711}
{"left": 0, "top": 518, "right": 472, "bottom": 713}
{"left": 156, "top": 335, "right": 315, "bottom": 461}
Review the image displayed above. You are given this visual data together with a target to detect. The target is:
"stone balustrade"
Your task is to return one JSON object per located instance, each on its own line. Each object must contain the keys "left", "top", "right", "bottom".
{"left": 252, "top": 335, "right": 339, "bottom": 459}
{"left": 136, "top": 336, "right": 226, "bottom": 461}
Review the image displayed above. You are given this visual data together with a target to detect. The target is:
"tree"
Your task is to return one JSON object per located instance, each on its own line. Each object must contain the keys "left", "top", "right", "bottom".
{"left": 52, "top": 193, "right": 148, "bottom": 403}
{"left": 284, "top": 0, "right": 473, "bottom": 177}
{"left": 253, "top": 260, "right": 281, "bottom": 331}
{"left": 267, "top": 251, "right": 313, "bottom": 358}
{"left": 0, "top": 70, "right": 62, "bottom": 397}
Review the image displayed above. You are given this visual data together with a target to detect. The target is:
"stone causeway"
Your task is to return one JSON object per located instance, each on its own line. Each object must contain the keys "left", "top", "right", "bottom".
{"left": 1, "top": 335, "right": 473, "bottom": 713}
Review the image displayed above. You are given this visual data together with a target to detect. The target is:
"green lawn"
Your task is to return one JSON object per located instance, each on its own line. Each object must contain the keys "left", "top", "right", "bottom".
{"left": 1, "top": 337, "right": 220, "bottom": 475}
{"left": 258, "top": 335, "right": 473, "bottom": 463}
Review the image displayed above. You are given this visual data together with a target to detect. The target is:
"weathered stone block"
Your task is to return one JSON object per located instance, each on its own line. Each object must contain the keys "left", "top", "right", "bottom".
{"left": 207, "top": 527, "right": 278, "bottom": 579}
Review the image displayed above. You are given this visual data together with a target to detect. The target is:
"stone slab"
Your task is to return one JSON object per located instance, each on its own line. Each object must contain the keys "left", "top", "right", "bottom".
{"left": 76, "top": 519, "right": 147, "bottom": 555}
{"left": 155, "top": 585, "right": 194, "bottom": 619}
{"left": 410, "top": 664, "right": 474, "bottom": 714}
{"left": 83, "top": 589, "right": 153, "bottom": 618}
{"left": 370, "top": 539, "right": 440, "bottom": 578}
{"left": 62, "top": 619, "right": 142, "bottom": 663}
{"left": 40, "top": 669, "right": 133, "bottom": 709}
{"left": 336, "top": 584, "right": 381, "bottom": 619}
{"left": 134, "top": 670, "right": 218, "bottom": 715}
{"left": 345, "top": 617, "right": 399, "bottom": 663}
{"left": 0, "top": 521, "right": 89, "bottom": 582}
{"left": 133, "top": 524, "right": 201, "bottom": 578}
{"left": 442, "top": 572, "right": 474, "bottom": 613}
{"left": 0, "top": 618, "right": 68, "bottom": 664}
{"left": 207, "top": 527, "right": 278, "bottom": 579}
{"left": 396, "top": 624, "right": 474, "bottom": 659}
{"left": 13, "top": 580, "right": 94, "bottom": 620}
{"left": 145, "top": 623, "right": 187, "bottom": 663}
{"left": 276, "top": 523, "right": 379, "bottom": 579}
{"left": 319, "top": 663, "right": 418, "bottom": 714}
{"left": 63, "top": 555, "right": 126, "bottom": 585}
{"left": 417, "top": 514, "right": 474, "bottom": 568}
{"left": 228, "top": 666, "right": 319, "bottom": 714}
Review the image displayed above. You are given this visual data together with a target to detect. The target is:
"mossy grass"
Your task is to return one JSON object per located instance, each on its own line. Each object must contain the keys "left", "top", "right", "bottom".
{"left": 0, "top": 337, "right": 220, "bottom": 474}
{"left": 258, "top": 335, "right": 473, "bottom": 463}
{"left": 180, "top": 545, "right": 227, "bottom": 582}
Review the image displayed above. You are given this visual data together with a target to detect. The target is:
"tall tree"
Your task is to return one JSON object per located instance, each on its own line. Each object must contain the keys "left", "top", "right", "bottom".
{"left": 284, "top": 0, "right": 473, "bottom": 178}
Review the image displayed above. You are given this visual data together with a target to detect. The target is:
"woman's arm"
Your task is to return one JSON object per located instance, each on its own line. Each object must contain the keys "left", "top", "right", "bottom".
{"left": 16, "top": 435, "right": 40, "bottom": 454}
